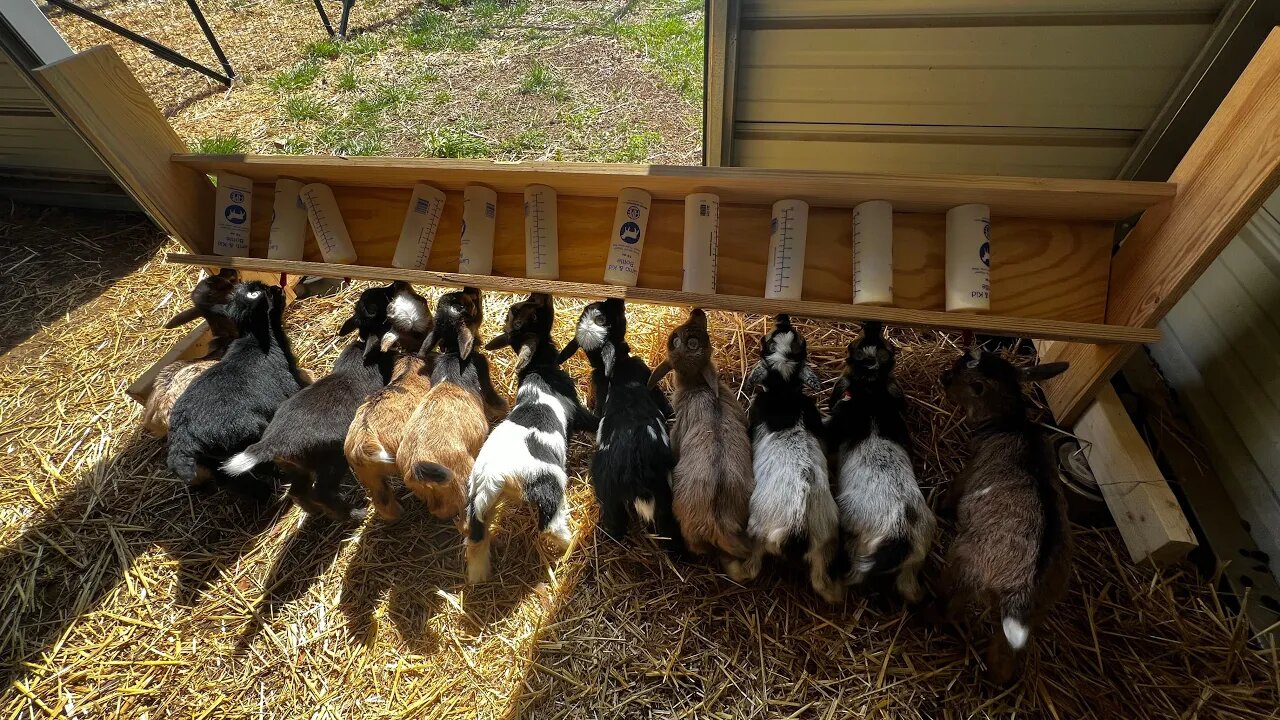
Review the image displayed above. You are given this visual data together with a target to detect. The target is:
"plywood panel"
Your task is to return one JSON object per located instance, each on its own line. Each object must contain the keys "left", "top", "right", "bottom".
{"left": 228, "top": 182, "right": 1112, "bottom": 323}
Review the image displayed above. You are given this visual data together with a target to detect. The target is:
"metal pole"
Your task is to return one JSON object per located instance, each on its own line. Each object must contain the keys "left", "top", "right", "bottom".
{"left": 184, "top": 0, "right": 234, "bottom": 80}
{"left": 338, "top": 0, "right": 356, "bottom": 38}
{"left": 43, "top": 0, "right": 231, "bottom": 85}
{"left": 312, "top": 0, "right": 337, "bottom": 37}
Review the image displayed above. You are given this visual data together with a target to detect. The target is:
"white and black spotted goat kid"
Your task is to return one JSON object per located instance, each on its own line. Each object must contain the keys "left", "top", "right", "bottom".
{"left": 465, "top": 293, "right": 596, "bottom": 583}
{"left": 561, "top": 299, "right": 680, "bottom": 550}
{"left": 742, "top": 314, "right": 842, "bottom": 603}
{"left": 825, "top": 322, "right": 935, "bottom": 602}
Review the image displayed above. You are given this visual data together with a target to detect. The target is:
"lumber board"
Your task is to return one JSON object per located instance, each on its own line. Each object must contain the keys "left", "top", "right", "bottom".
{"left": 179, "top": 182, "right": 1117, "bottom": 324}
{"left": 168, "top": 253, "right": 1160, "bottom": 344}
{"left": 126, "top": 323, "right": 211, "bottom": 404}
{"left": 1075, "top": 385, "right": 1198, "bottom": 566}
{"left": 1041, "top": 28, "right": 1280, "bottom": 425}
{"left": 33, "top": 45, "right": 213, "bottom": 253}
{"left": 170, "top": 154, "right": 1174, "bottom": 222}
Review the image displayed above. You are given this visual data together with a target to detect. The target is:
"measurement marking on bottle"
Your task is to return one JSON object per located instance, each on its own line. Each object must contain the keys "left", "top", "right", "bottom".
{"left": 528, "top": 193, "right": 549, "bottom": 271}
{"left": 772, "top": 206, "right": 797, "bottom": 294}
{"left": 302, "top": 188, "right": 340, "bottom": 255}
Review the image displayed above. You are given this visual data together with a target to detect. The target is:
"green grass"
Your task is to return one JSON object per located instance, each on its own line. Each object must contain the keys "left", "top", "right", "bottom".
{"left": 304, "top": 34, "right": 387, "bottom": 61}
{"left": 191, "top": 135, "right": 248, "bottom": 154}
{"left": 267, "top": 60, "right": 322, "bottom": 93}
{"left": 608, "top": 0, "right": 703, "bottom": 103}
{"left": 336, "top": 62, "right": 359, "bottom": 91}
{"left": 273, "top": 137, "right": 311, "bottom": 154}
{"left": 404, "top": 9, "right": 481, "bottom": 52}
{"left": 353, "top": 85, "right": 417, "bottom": 116}
{"left": 499, "top": 128, "right": 548, "bottom": 154}
{"left": 433, "top": 90, "right": 452, "bottom": 105}
{"left": 424, "top": 126, "right": 492, "bottom": 158}
{"left": 519, "top": 60, "right": 568, "bottom": 100}
{"left": 602, "top": 129, "right": 661, "bottom": 163}
{"left": 282, "top": 95, "right": 329, "bottom": 122}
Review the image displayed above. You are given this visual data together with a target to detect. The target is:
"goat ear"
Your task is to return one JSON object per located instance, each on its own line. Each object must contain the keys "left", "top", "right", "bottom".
{"left": 701, "top": 362, "right": 718, "bottom": 390}
{"left": 800, "top": 365, "right": 822, "bottom": 392}
{"left": 557, "top": 338, "right": 580, "bottom": 365}
{"left": 338, "top": 316, "right": 360, "bottom": 336}
{"left": 648, "top": 359, "right": 672, "bottom": 389}
{"left": 746, "top": 360, "right": 768, "bottom": 389}
{"left": 687, "top": 308, "right": 707, "bottom": 330}
{"left": 418, "top": 330, "right": 438, "bottom": 358}
{"left": 601, "top": 342, "right": 616, "bottom": 377}
{"left": 363, "top": 334, "right": 379, "bottom": 359}
{"left": 458, "top": 325, "right": 476, "bottom": 360}
{"left": 515, "top": 339, "right": 537, "bottom": 370}
{"left": 164, "top": 307, "right": 202, "bottom": 329}
{"left": 1023, "top": 361, "right": 1069, "bottom": 383}
{"left": 484, "top": 332, "right": 510, "bottom": 351}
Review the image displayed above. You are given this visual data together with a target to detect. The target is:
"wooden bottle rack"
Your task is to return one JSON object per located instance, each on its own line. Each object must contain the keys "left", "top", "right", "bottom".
{"left": 165, "top": 154, "right": 1167, "bottom": 345}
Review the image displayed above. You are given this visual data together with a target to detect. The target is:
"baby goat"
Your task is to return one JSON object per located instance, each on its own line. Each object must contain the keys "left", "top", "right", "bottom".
{"left": 467, "top": 293, "right": 596, "bottom": 583}
{"left": 143, "top": 269, "right": 241, "bottom": 438}
{"left": 825, "top": 322, "right": 935, "bottom": 602}
{"left": 563, "top": 299, "right": 679, "bottom": 549}
{"left": 222, "top": 283, "right": 400, "bottom": 519}
{"left": 392, "top": 287, "right": 504, "bottom": 527}
{"left": 741, "top": 314, "right": 842, "bottom": 603}
{"left": 344, "top": 286, "right": 435, "bottom": 522}
{"left": 940, "top": 348, "right": 1073, "bottom": 684}
{"left": 649, "top": 308, "right": 753, "bottom": 575}
{"left": 167, "top": 281, "right": 305, "bottom": 494}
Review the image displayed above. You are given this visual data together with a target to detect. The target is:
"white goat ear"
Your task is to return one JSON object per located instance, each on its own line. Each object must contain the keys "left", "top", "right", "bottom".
{"left": 458, "top": 325, "right": 475, "bottom": 360}
{"left": 515, "top": 340, "right": 537, "bottom": 370}
{"left": 602, "top": 342, "right": 616, "bottom": 377}
{"left": 800, "top": 365, "right": 822, "bottom": 391}
{"left": 746, "top": 360, "right": 768, "bottom": 389}
{"left": 380, "top": 331, "right": 399, "bottom": 353}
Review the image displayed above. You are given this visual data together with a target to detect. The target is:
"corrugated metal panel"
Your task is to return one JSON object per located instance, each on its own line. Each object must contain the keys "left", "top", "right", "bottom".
{"left": 1150, "top": 190, "right": 1280, "bottom": 579}
{"left": 726, "top": 0, "right": 1223, "bottom": 178}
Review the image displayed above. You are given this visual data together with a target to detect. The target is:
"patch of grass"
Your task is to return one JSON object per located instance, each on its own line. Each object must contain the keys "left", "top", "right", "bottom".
{"left": 191, "top": 135, "right": 248, "bottom": 154}
{"left": 353, "top": 85, "right": 417, "bottom": 116}
{"left": 317, "top": 121, "right": 387, "bottom": 156}
{"left": 608, "top": 0, "right": 703, "bottom": 103}
{"left": 273, "top": 137, "right": 311, "bottom": 154}
{"left": 267, "top": 60, "right": 322, "bottom": 93}
{"left": 603, "top": 129, "right": 662, "bottom": 163}
{"left": 519, "top": 60, "right": 568, "bottom": 100}
{"left": 433, "top": 90, "right": 452, "bottom": 105}
{"left": 336, "top": 62, "right": 359, "bottom": 91}
{"left": 404, "top": 9, "right": 481, "bottom": 52}
{"left": 499, "top": 128, "right": 548, "bottom": 155}
{"left": 305, "top": 34, "right": 387, "bottom": 61}
{"left": 561, "top": 104, "right": 602, "bottom": 130}
{"left": 282, "top": 95, "right": 329, "bottom": 122}
{"left": 424, "top": 126, "right": 492, "bottom": 158}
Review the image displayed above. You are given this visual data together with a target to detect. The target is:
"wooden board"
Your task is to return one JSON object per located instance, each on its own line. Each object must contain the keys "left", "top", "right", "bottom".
{"left": 199, "top": 181, "right": 1115, "bottom": 323}
{"left": 1075, "top": 385, "right": 1197, "bottom": 566}
{"left": 126, "top": 323, "right": 212, "bottom": 404}
{"left": 170, "top": 154, "right": 1174, "bottom": 222}
{"left": 1041, "top": 28, "right": 1280, "bottom": 425}
{"left": 33, "top": 45, "right": 213, "bottom": 253}
{"left": 168, "top": 254, "right": 1159, "bottom": 344}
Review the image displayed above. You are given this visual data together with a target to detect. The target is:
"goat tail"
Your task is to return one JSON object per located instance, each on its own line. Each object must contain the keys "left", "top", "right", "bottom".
{"left": 222, "top": 444, "right": 265, "bottom": 476}
{"left": 1000, "top": 589, "right": 1035, "bottom": 651}
{"left": 849, "top": 534, "right": 911, "bottom": 585}
{"left": 348, "top": 434, "right": 396, "bottom": 467}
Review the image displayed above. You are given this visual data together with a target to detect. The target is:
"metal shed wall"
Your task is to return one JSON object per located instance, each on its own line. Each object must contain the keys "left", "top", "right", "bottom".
{"left": 1149, "top": 189, "right": 1280, "bottom": 580}
{"left": 710, "top": 0, "right": 1224, "bottom": 177}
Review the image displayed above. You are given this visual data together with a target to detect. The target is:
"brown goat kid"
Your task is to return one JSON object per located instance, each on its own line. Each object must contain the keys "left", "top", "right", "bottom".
{"left": 390, "top": 288, "right": 504, "bottom": 529}
{"left": 346, "top": 353, "right": 433, "bottom": 522}
{"left": 939, "top": 348, "right": 1073, "bottom": 684}
{"left": 650, "top": 309, "right": 755, "bottom": 578}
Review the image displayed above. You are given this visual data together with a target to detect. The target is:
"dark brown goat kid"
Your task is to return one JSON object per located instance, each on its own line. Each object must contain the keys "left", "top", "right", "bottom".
{"left": 939, "top": 348, "right": 1073, "bottom": 684}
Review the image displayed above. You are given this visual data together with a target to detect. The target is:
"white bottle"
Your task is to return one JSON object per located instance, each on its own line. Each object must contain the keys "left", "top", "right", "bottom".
{"left": 852, "top": 200, "right": 894, "bottom": 305}
{"left": 523, "top": 184, "right": 559, "bottom": 280}
{"left": 945, "top": 203, "right": 991, "bottom": 312}
{"left": 267, "top": 178, "right": 307, "bottom": 260}
{"left": 392, "top": 183, "right": 447, "bottom": 270}
{"left": 459, "top": 184, "right": 498, "bottom": 275}
{"left": 603, "top": 187, "right": 652, "bottom": 286}
{"left": 765, "top": 199, "right": 808, "bottom": 301}
{"left": 213, "top": 171, "right": 253, "bottom": 257}
{"left": 683, "top": 192, "right": 719, "bottom": 294}
{"left": 299, "top": 183, "right": 358, "bottom": 264}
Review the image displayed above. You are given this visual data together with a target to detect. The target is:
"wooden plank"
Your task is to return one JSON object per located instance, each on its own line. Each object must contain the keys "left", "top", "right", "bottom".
{"left": 703, "top": 0, "right": 738, "bottom": 167}
{"left": 1075, "top": 385, "right": 1198, "bottom": 566}
{"left": 181, "top": 181, "right": 1114, "bottom": 322}
{"left": 1042, "top": 28, "right": 1280, "bottom": 425}
{"left": 170, "top": 154, "right": 1174, "bottom": 222}
{"left": 126, "top": 323, "right": 212, "bottom": 404}
{"left": 167, "top": 253, "right": 1159, "bottom": 344}
{"left": 32, "top": 45, "right": 213, "bottom": 253}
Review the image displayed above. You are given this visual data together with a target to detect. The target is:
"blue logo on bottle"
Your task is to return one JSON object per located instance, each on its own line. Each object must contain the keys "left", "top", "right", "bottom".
{"left": 979, "top": 242, "right": 990, "bottom": 267}
{"left": 620, "top": 221, "right": 641, "bottom": 244}
{"left": 226, "top": 205, "right": 247, "bottom": 224}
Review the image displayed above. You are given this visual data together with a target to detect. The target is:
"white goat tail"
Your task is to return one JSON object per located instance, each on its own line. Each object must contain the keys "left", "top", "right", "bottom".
{"left": 221, "top": 450, "right": 260, "bottom": 476}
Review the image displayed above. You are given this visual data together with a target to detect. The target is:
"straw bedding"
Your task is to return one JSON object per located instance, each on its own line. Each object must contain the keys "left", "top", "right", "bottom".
{"left": 1, "top": 206, "right": 1277, "bottom": 719}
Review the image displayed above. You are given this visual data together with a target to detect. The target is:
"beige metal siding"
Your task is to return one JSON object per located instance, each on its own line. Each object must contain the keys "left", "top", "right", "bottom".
{"left": 724, "top": 1, "right": 1223, "bottom": 178}
{"left": 0, "top": 51, "right": 108, "bottom": 178}
{"left": 1149, "top": 189, "right": 1280, "bottom": 579}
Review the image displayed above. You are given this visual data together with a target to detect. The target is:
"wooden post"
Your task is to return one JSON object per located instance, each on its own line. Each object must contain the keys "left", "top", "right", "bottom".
{"left": 32, "top": 45, "right": 215, "bottom": 254}
{"left": 1041, "top": 27, "right": 1280, "bottom": 425}
{"left": 1074, "top": 385, "right": 1197, "bottom": 566}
